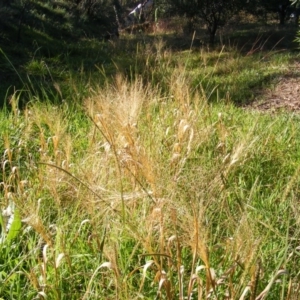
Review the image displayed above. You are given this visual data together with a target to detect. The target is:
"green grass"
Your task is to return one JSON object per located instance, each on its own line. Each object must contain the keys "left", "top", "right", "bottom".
{"left": 1, "top": 11, "right": 300, "bottom": 298}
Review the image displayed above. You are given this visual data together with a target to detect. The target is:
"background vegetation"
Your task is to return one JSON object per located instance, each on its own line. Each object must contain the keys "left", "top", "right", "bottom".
{"left": 1, "top": 0, "right": 300, "bottom": 299}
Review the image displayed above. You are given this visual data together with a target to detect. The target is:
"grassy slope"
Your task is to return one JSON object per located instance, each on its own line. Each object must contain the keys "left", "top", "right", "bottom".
{"left": 0, "top": 0, "right": 116, "bottom": 107}
{"left": 2, "top": 75, "right": 300, "bottom": 299}
{"left": 1, "top": 8, "right": 300, "bottom": 299}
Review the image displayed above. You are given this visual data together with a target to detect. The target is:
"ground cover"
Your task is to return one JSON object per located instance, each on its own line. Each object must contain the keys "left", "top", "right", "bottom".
{"left": 1, "top": 17, "right": 300, "bottom": 299}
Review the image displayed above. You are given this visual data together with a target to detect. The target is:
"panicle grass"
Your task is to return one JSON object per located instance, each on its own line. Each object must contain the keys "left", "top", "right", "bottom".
{"left": 1, "top": 39, "right": 300, "bottom": 300}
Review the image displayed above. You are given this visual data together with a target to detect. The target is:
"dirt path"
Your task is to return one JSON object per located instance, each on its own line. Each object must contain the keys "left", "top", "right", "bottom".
{"left": 247, "top": 62, "right": 300, "bottom": 112}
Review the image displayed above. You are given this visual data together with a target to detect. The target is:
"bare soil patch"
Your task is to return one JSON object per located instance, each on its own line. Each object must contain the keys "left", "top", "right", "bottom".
{"left": 247, "top": 62, "right": 300, "bottom": 112}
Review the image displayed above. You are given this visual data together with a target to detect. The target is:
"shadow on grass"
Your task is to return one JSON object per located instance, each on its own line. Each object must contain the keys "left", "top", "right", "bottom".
{"left": 0, "top": 19, "right": 299, "bottom": 108}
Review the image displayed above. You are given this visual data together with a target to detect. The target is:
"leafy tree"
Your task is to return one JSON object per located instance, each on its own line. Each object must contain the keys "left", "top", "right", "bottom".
{"left": 249, "top": 0, "right": 299, "bottom": 25}
{"left": 0, "top": 0, "right": 120, "bottom": 42}
{"left": 292, "top": 0, "right": 300, "bottom": 47}
{"left": 166, "top": 0, "right": 245, "bottom": 44}
{"left": 291, "top": 0, "right": 300, "bottom": 23}
{"left": 259, "top": 0, "right": 290, "bottom": 25}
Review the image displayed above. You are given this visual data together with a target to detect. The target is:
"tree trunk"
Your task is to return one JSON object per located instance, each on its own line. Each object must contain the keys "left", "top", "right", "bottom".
{"left": 279, "top": 12, "right": 286, "bottom": 25}
{"left": 17, "top": 1, "right": 29, "bottom": 43}
{"left": 208, "top": 22, "right": 217, "bottom": 45}
{"left": 294, "top": 7, "right": 300, "bottom": 26}
{"left": 278, "top": 5, "right": 287, "bottom": 25}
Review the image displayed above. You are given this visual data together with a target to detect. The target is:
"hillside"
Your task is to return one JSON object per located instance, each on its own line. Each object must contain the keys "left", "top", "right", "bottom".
{"left": 0, "top": 0, "right": 118, "bottom": 106}
{"left": 1, "top": 5, "right": 300, "bottom": 298}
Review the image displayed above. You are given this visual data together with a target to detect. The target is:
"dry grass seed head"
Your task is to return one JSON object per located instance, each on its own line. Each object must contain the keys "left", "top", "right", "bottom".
{"left": 170, "top": 71, "right": 192, "bottom": 115}
{"left": 23, "top": 104, "right": 72, "bottom": 165}
{"left": 85, "top": 76, "right": 158, "bottom": 193}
